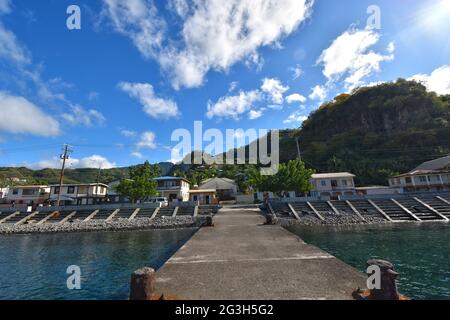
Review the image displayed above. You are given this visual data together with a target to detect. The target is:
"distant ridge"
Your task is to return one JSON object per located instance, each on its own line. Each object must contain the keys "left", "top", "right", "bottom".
{"left": 0, "top": 162, "right": 174, "bottom": 185}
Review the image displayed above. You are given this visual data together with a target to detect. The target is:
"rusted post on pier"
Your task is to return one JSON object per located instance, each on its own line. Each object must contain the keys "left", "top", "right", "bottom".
{"left": 204, "top": 214, "right": 214, "bottom": 227}
{"left": 367, "top": 259, "right": 400, "bottom": 300}
{"left": 353, "top": 259, "right": 408, "bottom": 300}
{"left": 129, "top": 267, "right": 156, "bottom": 300}
{"left": 264, "top": 213, "right": 278, "bottom": 225}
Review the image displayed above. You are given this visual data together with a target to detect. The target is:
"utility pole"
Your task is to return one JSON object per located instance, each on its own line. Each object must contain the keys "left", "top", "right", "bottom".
{"left": 56, "top": 144, "right": 72, "bottom": 207}
{"left": 295, "top": 137, "right": 302, "bottom": 161}
{"left": 95, "top": 165, "right": 102, "bottom": 204}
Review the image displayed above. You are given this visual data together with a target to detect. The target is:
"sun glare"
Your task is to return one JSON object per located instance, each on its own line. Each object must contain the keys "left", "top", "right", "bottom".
{"left": 419, "top": 0, "right": 450, "bottom": 31}
{"left": 443, "top": 0, "right": 450, "bottom": 10}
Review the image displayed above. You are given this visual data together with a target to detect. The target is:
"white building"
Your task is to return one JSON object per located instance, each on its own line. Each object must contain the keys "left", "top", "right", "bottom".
{"left": 355, "top": 186, "right": 399, "bottom": 196}
{"left": 6, "top": 185, "right": 50, "bottom": 205}
{"left": 310, "top": 172, "right": 356, "bottom": 199}
{"left": 0, "top": 187, "right": 9, "bottom": 199}
{"left": 199, "top": 177, "right": 238, "bottom": 201}
{"left": 49, "top": 183, "right": 109, "bottom": 205}
{"left": 153, "top": 177, "right": 190, "bottom": 202}
{"left": 389, "top": 156, "right": 450, "bottom": 193}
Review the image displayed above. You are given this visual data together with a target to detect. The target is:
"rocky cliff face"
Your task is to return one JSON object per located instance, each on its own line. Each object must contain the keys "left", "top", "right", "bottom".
{"left": 295, "top": 80, "right": 450, "bottom": 185}
{"left": 300, "top": 80, "right": 448, "bottom": 139}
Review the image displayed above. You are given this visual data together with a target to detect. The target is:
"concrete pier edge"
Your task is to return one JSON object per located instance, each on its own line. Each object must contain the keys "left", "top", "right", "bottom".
{"left": 155, "top": 207, "right": 366, "bottom": 300}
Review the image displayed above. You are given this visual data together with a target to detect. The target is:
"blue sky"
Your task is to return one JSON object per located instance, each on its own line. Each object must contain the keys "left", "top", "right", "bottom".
{"left": 0, "top": 0, "right": 449, "bottom": 169}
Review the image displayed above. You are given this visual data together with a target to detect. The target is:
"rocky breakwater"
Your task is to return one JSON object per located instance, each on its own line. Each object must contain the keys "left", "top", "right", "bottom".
{"left": 278, "top": 214, "right": 388, "bottom": 227}
{"left": 0, "top": 216, "right": 207, "bottom": 235}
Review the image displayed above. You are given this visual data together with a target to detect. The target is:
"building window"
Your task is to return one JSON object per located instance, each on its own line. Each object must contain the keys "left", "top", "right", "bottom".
{"left": 22, "top": 189, "right": 37, "bottom": 196}
{"left": 419, "top": 176, "right": 427, "bottom": 183}
{"left": 331, "top": 180, "right": 338, "bottom": 187}
{"left": 67, "top": 186, "right": 75, "bottom": 194}
{"left": 342, "top": 180, "right": 348, "bottom": 187}
{"left": 321, "top": 180, "right": 326, "bottom": 186}
{"left": 12, "top": 189, "right": 19, "bottom": 195}
{"left": 79, "top": 187, "right": 87, "bottom": 194}
{"left": 54, "top": 187, "right": 60, "bottom": 194}
{"left": 405, "top": 177, "right": 412, "bottom": 184}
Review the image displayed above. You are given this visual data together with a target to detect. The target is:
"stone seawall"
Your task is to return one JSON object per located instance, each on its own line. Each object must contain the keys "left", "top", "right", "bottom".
{"left": 0, "top": 216, "right": 206, "bottom": 235}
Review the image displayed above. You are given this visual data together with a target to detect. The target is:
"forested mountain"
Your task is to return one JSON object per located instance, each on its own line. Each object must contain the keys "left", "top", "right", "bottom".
{"left": 295, "top": 79, "right": 450, "bottom": 185}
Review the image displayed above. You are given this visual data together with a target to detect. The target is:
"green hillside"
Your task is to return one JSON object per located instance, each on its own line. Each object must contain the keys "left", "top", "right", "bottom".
{"left": 295, "top": 79, "right": 450, "bottom": 185}
{"left": 0, "top": 162, "right": 174, "bottom": 186}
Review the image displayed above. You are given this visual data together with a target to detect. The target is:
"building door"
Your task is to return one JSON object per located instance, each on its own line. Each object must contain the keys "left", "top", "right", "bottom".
{"left": 205, "top": 195, "right": 210, "bottom": 204}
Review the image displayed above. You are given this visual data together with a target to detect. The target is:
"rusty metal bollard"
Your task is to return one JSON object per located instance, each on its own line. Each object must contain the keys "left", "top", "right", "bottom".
{"left": 353, "top": 259, "right": 408, "bottom": 300}
{"left": 265, "top": 213, "right": 278, "bottom": 225}
{"left": 204, "top": 215, "right": 214, "bottom": 227}
{"left": 366, "top": 259, "right": 400, "bottom": 300}
{"left": 129, "top": 267, "right": 156, "bottom": 300}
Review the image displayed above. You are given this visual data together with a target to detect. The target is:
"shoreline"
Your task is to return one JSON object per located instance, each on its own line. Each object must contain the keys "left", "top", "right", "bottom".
{"left": 0, "top": 216, "right": 207, "bottom": 236}
{"left": 279, "top": 215, "right": 450, "bottom": 230}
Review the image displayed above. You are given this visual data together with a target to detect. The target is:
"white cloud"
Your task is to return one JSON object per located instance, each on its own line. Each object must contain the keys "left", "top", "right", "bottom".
{"left": 118, "top": 82, "right": 180, "bottom": 119}
{"left": 207, "top": 78, "right": 295, "bottom": 120}
{"left": 317, "top": 28, "right": 394, "bottom": 89}
{"left": 248, "top": 109, "right": 263, "bottom": 120}
{"left": 102, "top": 0, "right": 165, "bottom": 59}
{"left": 0, "top": 0, "right": 10, "bottom": 14}
{"left": 33, "top": 155, "right": 116, "bottom": 170}
{"left": 0, "top": 0, "right": 28, "bottom": 64}
{"left": 309, "top": 85, "right": 327, "bottom": 101}
{"left": 131, "top": 151, "right": 144, "bottom": 159}
{"left": 261, "top": 78, "right": 289, "bottom": 104}
{"left": 61, "top": 105, "right": 106, "bottom": 127}
{"left": 72, "top": 155, "right": 116, "bottom": 169}
{"left": 103, "top": 0, "right": 313, "bottom": 89}
{"left": 0, "top": 22, "right": 30, "bottom": 65}
{"left": 0, "top": 91, "right": 60, "bottom": 136}
{"left": 387, "top": 41, "right": 395, "bottom": 54}
{"left": 1, "top": 6, "right": 102, "bottom": 134}
{"left": 228, "top": 81, "right": 238, "bottom": 93}
{"left": 286, "top": 93, "right": 307, "bottom": 104}
{"left": 136, "top": 131, "right": 157, "bottom": 150}
{"left": 206, "top": 90, "right": 262, "bottom": 120}
{"left": 168, "top": 0, "right": 190, "bottom": 18}
{"left": 267, "top": 104, "right": 283, "bottom": 110}
{"left": 120, "top": 129, "right": 137, "bottom": 138}
{"left": 0, "top": 1, "right": 28, "bottom": 66}
{"left": 409, "top": 65, "right": 450, "bottom": 95}
{"left": 283, "top": 111, "right": 308, "bottom": 124}
{"left": 290, "top": 64, "right": 303, "bottom": 80}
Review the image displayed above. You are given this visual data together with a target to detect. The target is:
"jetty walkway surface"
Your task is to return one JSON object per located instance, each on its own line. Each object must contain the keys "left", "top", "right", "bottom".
{"left": 155, "top": 207, "right": 366, "bottom": 300}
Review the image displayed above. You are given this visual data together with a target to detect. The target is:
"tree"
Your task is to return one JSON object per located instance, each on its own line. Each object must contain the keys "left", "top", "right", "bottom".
{"left": 115, "top": 161, "right": 161, "bottom": 203}
{"left": 247, "top": 160, "right": 314, "bottom": 196}
{"left": 279, "top": 160, "right": 315, "bottom": 196}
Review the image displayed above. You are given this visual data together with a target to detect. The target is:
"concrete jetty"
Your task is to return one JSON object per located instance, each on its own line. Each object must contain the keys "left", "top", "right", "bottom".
{"left": 155, "top": 207, "right": 366, "bottom": 300}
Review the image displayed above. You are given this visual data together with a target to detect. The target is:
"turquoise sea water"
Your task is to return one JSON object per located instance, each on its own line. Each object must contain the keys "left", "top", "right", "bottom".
{"left": 0, "top": 229, "right": 197, "bottom": 300}
{"left": 287, "top": 223, "right": 450, "bottom": 300}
